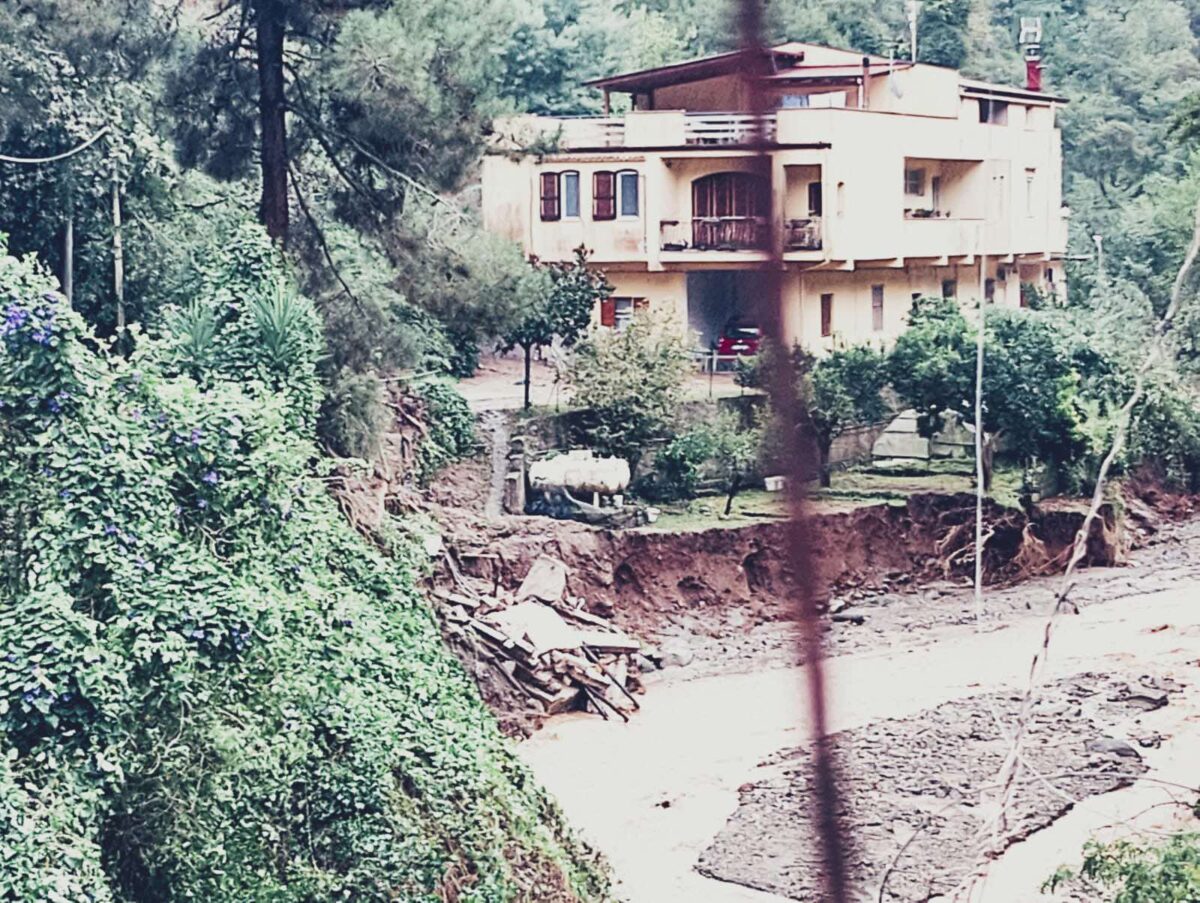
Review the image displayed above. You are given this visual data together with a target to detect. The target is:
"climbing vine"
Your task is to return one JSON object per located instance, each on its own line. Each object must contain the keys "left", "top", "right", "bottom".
{"left": 0, "top": 233, "right": 608, "bottom": 901}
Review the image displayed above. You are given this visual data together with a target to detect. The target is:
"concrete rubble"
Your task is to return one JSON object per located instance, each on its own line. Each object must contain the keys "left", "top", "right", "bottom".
{"left": 433, "top": 554, "right": 649, "bottom": 725}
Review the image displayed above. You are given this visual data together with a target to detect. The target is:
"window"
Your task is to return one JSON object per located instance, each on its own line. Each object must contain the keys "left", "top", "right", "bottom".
{"left": 820, "top": 293, "right": 833, "bottom": 337}
{"left": 871, "top": 285, "right": 884, "bottom": 332}
{"left": 539, "top": 172, "right": 560, "bottom": 221}
{"left": 807, "top": 181, "right": 823, "bottom": 216}
{"left": 942, "top": 279, "right": 957, "bottom": 299}
{"left": 600, "top": 296, "right": 646, "bottom": 330}
{"left": 1025, "top": 167, "right": 1036, "bottom": 217}
{"left": 985, "top": 278, "right": 995, "bottom": 303}
{"left": 618, "top": 170, "right": 639, "bottom": 217}
{"left": 931, "top": 176, "right": 942, "bottom": 211}
{"left": 979, "top": 98, "right": 1009, "bottom": 125}
{"left": 904, "top": 167, "right": 926, "bottom": 196}
{"left": 593, "top": 171, "right": 616, "bottom": 220}
{"left": 562, "top": 171, "right": 580, "bottom": 218}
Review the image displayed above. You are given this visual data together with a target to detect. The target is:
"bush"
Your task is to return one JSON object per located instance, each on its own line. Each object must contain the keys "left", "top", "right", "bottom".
{"left": 319, "top": 368, "right": 391, "bottom": 459}
{"left": 413, "top": 377, "right": 478, "bottom": 482}
{"left": 0, "top": 238, "right": 608, "bottom": 901}
{"left": 568, "top": 311, "right": 693, "bottom": 473}
{"left": 648, "top": 427, "right": 719, "bottom": 501}
{"left": 1045, "top": 833, "right": 1200, "bottom": 899}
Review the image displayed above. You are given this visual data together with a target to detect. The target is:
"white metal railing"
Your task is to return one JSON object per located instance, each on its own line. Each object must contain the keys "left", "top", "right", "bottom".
{"left": 554, "top": 116, "right": 626, "bottom": 148}
{"left": 684, "top": 113, "right": 777, "bottom": 146}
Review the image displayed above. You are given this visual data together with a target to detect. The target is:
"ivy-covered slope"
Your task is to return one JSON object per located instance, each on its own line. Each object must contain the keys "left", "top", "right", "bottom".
{"left": 0, "top": 229, "right": 609, "bottom": 902}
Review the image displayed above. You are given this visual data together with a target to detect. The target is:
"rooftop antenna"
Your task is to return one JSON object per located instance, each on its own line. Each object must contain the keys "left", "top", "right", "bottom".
{"left": 906, "top": 0, "right": 921, "bottom": 62}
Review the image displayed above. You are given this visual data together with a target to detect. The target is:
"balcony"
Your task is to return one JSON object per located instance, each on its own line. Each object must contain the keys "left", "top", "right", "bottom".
{"left": 785, "top": 217, "right": 822, "bottom": 251}
{"left": 555, "top": 116, "right": 626, "bottom": 148}
{"left": 683, "top": 113, "right": 776, "bottom": 146}
{"left": 538, "top": 112, "right": 778, "bottom": 150}
{"left": 692, "top": 216, "right": 768, "bottom": 250}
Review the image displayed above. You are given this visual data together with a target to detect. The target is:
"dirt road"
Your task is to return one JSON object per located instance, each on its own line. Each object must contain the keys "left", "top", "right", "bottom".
{"left": 519, "top": 522, "right": 1200, "bottom": 902}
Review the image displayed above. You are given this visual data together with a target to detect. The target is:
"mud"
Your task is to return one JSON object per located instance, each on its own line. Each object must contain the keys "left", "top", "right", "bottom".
{"left": 444, "top": 493, "right": 1135, "bottom": 649}
{"left": 697, "top": 673, "right": 1169, "bottom": 902}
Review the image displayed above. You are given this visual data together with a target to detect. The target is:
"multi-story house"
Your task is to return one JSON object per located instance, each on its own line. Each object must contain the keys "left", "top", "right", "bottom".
{"left": 482, "top": 41, "right": 1068, "bottom": 351}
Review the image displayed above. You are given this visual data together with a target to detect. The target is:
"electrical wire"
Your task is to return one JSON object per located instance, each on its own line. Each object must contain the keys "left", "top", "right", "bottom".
{"left": 0, "top": 126, "right": 110, "bottom": 165}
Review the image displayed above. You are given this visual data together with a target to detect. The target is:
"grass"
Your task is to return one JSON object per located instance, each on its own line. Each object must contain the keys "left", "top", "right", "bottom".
{"left": 641, "top": 459, "right": 1027, "bottom": 533}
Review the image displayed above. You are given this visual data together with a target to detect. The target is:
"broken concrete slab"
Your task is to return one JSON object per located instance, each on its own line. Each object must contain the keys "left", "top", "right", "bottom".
{"left": 516, "top": 554, "right": 569, "bottom": 603}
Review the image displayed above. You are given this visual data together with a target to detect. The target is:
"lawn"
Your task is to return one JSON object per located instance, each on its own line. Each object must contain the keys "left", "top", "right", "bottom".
{"left": 642, "top": 460, "right": 1026, "bottom": 533}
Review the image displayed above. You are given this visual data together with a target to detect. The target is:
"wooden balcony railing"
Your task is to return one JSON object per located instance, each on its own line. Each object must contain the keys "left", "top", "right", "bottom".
{"left": 692, "top": 216, "right": 769, "bottom": 250}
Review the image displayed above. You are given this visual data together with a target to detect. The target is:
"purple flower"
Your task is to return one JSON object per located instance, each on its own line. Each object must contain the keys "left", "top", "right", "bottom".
{"left": 202, "top": 471, "right": 219, "bottom": 485}
{"left": 190, "top": 428, "right": 204, "bottom": 447}
{"left": 197, "top": 499, "right": 208, "bottom": 509}
{"left": 59, "top": 489, "right": 72, "bottom": 500}
{"left": 104, "top": 523, "right": 119, "bottom": 536}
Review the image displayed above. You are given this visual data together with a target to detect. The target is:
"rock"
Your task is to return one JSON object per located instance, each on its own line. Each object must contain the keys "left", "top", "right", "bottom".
{"left": 516, "top": 555, "right": 569, "bottom": 603}
{"left": 832, "top": 612, "right": 866, "bottom": 625}
{"left": 659, "top": 642, "right": 695, "bottom": 669}
{"left": 1119, "top": 687, "right": 1169, "bottom": 712}
{"left": 1086, "top": 737, "right": 1140, "bottom": 759}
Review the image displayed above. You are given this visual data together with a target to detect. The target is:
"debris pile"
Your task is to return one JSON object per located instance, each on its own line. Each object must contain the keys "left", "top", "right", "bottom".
{"left": 434, "top": 555, "right": 650, "bottom": 727}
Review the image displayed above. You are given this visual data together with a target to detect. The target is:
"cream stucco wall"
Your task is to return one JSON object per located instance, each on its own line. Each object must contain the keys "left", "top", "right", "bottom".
{"left": 479, "top": 45, "right": 1069, "bottom": 357}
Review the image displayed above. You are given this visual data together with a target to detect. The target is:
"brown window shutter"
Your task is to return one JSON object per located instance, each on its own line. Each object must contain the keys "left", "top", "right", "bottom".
{"left": 593, "top": 171, "right": 616, "bottom": 220}
{"left": 600, "top": 297, "right": 616, "bottom": 328}
{"left": 820, "top": 293, "right": 833, "bottom": 337}
{"left": 540, "top": 172, "right": 560, "bottom": 221}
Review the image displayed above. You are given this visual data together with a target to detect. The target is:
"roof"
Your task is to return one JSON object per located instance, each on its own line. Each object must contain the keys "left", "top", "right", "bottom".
{"left": 583, "top": 45, "right": 805, "bottom": 93}
{"left": 959, "top": 77, "right": 1068, "bottom": 105}
{"left": 586, "top": 41, "right": 1067, "bottom": 104}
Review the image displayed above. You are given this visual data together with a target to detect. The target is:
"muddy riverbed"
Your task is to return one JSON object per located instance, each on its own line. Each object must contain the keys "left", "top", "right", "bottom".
{"left": 519, "top": 517, "right": 1200, "bottom": 902}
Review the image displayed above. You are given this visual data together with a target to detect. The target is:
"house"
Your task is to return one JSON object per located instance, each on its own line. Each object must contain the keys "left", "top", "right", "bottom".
{"left": 481, "top": 42, "right": 1069, "bottom": 351}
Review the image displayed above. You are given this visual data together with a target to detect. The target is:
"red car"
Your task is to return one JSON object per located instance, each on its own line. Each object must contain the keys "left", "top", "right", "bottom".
{"left": 715, "top": 321, "right": 762, "bottom": 357}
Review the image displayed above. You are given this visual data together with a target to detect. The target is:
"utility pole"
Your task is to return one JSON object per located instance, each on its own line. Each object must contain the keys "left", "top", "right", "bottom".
{"left": 906, "top": 0, "right": 920, "bottom": 62}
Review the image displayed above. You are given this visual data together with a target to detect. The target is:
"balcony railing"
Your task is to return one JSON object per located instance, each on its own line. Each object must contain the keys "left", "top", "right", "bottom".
{"left": 692, "top": 216, "right": 768, "bottom": 250}
{"left": 555, "top": 116, "right": 626, "bottom": 148}
{"left": 684, "top": 113, "right": 776, "bottom": 146}
{"left": 785, "top": 217, "right": 822, "bottom": 251}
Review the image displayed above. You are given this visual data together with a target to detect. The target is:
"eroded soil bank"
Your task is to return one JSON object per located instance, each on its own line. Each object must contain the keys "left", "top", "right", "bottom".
{"left": 442, "top": 490, "right": 1162, "bottom": 650}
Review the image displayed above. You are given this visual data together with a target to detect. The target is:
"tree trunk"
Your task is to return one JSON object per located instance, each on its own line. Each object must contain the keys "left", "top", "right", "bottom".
{"left": 61, "top": 197, "right": 73, "bottom": 308}
{"left": 523, "top": 343, "right": 533, "bottom": 410}
{"left": 818, "top": 442, "right": 832, "bottom": 488}
{"left": 724, "top": 473, "right": 741, "bottom": 516}
{"left": 255, "top": 0, "right": 289, "bottom": 243}
{"left": 982, "top": 434, "right": 995, "bottom": 492}
{"left": 111, "top": 176, "right": 124, "bottom": 335}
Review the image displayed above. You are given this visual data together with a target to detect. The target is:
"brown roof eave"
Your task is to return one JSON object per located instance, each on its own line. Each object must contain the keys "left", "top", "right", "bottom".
{"left": 583, "top": 48, "right": 803, "bottom": 94}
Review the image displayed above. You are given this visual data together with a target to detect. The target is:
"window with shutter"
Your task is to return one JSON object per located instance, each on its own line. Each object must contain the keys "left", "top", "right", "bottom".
{"left": 593, "top": 171, "right": 616, "bottom": 220}
{"left": 600, "top": 297, "right": 616, "bottom": 327}
{"left": 871, "top": 285, "right": 884, "bottom": 331}
{"left": 539, "top": 172, "right": 560, "bottom": 221}
{"left": 562, "top": 172, "right": 580, "bottom": 218}
{"left": 820, "top": 293, "right": 833, "bottom": 337}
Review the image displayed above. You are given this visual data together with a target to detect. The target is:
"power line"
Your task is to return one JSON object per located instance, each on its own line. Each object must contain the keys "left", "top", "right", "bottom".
{"left": 0, "top": 126, "right": 110, "bottom": 165}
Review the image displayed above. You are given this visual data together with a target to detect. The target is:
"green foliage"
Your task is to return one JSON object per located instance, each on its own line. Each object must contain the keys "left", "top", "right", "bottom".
{"left": 413, "top": 378, "right": 479, "bottom": 483}
{"left": 0, "top": 241, "right": 608, "bottom": 901}
{"left": 889, "top": 297, "right": 1085, "bottom": 474}
{"left": 1044, "top": 833, "right": 1200, "bottom": 900}
{"left": 319, "top": 368, "right": 391, "bottom": 460}
{"left": 501, "top": 247, "right": 614, "bottom": 407}
{"left": 650, "top": 427, "right": 720, "bottom": 501}
{"left": 808, "top": 344, "right": 890, "bottom": 452}
{"left": 567, "top": 312, "right": 693, "bottom": 472}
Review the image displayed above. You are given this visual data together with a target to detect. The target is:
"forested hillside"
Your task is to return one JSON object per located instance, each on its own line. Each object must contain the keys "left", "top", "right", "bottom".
{"left": 4, "top": 0, "right": 1200, "bottom": 899}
